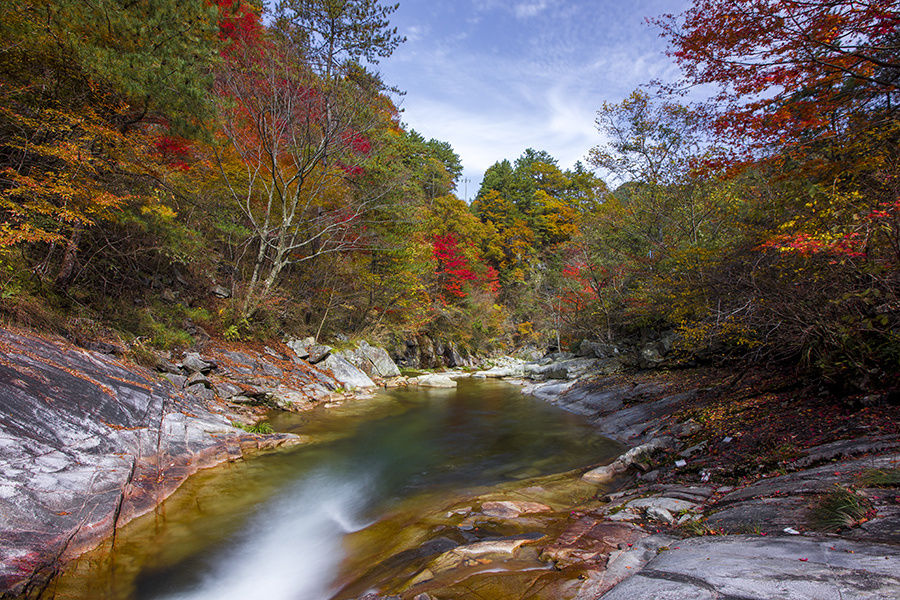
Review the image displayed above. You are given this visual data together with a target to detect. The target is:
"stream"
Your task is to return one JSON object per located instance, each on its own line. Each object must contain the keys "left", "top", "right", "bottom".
{"left": 44, "top": 379, "right": 621, "bottom": 600}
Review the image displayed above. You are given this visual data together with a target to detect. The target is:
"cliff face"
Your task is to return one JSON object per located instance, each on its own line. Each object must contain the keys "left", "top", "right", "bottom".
{"left": 0, "top": 328, "right": 296, "bottom": 597}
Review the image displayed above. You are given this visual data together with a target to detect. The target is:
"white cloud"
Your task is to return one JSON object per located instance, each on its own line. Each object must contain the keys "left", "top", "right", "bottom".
{"left": 405, "top": 24, "right": 429, "bottom": 43}
{"left": 514, "top": 1, "right": 550, "bottom": 18}
{"left": 472, "top": 0, "right": 551, "bottom": 20}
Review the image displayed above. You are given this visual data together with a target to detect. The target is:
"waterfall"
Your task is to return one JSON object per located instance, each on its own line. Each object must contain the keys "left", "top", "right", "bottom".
{"left": 161, "top": 469, "right": 374, "bottom": 600}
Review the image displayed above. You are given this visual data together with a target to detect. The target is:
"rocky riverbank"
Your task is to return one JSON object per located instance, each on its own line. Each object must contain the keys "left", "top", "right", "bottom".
{"left": 3, "top": 324, "right": 898, "bottom": 600}
{"left": 524, "top": 370, "right": 900, "bottom": 599}
{"left": 346, "top": 354, "right": 900, "bottom": 599}
{"left": 0, "top": 326, "right": 434, "bottom": 598}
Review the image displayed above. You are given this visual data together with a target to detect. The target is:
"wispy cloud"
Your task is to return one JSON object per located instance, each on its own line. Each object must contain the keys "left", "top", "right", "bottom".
{"left": 513, "top": 1, "right": 549, "bottom": 19}
{"left": 378, "top": 0, "right": 693, "bottom": 190}
{"left": 405, "top": 24, "right": 428, "bottom": 43}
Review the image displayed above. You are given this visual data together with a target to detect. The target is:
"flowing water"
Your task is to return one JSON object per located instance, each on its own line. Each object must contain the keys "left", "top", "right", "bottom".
{"left": 45, "top": 379, "right": 621, "bottom": 600}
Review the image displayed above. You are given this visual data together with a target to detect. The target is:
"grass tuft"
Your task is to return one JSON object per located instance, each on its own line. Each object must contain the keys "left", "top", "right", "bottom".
{"left": 808, "top": 486, "right": 871, "bottom": 532}
{"left": 232, "top": 421, "right": 275, "bottom": 435}
{"left": 858, "top": 468, "right": 900, "bottom": 488}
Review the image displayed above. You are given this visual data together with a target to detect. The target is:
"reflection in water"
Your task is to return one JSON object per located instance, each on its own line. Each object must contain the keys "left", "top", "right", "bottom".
{"left": 48, "top": 380, "right": 620, "bottom": 600}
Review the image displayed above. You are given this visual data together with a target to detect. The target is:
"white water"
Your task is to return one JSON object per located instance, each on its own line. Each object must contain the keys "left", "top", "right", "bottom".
{"left": 161, "top": 469, "right": 375, "bottom": 600}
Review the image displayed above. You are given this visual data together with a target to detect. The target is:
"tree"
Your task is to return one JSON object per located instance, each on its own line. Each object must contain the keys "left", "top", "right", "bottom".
{"left": 0, "top": 0, "right": 238, "bottom": 288}
{"left": 654, "top": 0, "right": 900, "bottom": 151}
{"left": 215, "top": 35, "right": 393, "bottom": 318}
{"left": 273, "top": 0, "right": 405, "bottom": 79}
{"left": 589, "top": 91, "right": 714, "bottom": 255}
{"left": 214, "top": 0, "right": 404, "bottom": 318}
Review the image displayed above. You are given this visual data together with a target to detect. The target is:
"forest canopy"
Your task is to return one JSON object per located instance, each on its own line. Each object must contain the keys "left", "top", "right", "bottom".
{"left": 0, "top": 0, "right": 896, "bottom": 390}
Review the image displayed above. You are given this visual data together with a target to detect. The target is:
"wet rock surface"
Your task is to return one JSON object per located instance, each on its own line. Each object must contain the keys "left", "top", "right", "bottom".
{"left": 0, "top": 328, "right": 309, "bottom": 597}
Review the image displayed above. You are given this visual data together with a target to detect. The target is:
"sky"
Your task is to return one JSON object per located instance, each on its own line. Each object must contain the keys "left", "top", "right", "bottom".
{"left": 375, "top": 0, "right": 692, "bottom": 199}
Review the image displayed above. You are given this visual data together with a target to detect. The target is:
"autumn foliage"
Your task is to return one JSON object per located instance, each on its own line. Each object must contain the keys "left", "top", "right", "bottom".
{"left": 0, "top": 0, "right": 896, "bottom": 389}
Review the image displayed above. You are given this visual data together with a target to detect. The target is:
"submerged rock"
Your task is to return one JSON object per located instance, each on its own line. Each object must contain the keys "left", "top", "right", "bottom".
{"left": 480, "top": 500, "right": 551, "bottom": 518}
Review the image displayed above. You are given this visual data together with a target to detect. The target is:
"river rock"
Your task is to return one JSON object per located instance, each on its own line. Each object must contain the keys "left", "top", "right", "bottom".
{"left": 474, "top": 363, "right": 525, "bottom": 378}
{"left": 546, "top": 358, "right": 600, "bottom": 380}
{"left": 338, "top": 341, "right": 401, "bottom": 379}
{"left": 416, "top": 374, "right": 457, "bottom": 388}
{"left": 480, "top": 500, "right": 551, "bottom": 518}
{"left": 583, "top": 437, "right": 673, "bottom": 483}
{"left": 321, "top": 355, "right": 376, "bottom": 390}
{"left": 625, "top": 496, "right": 699, "bottom": 514}
{"left": 361, "top": 342, "right": 402, "bottom": 378}
{"left": 583, "top": 460, "right": 629, "bottom": 484}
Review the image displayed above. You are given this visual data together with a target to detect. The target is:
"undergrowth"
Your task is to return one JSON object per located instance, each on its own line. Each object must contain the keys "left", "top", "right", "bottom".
{"left": 807, "top": 486, "right": 872, "bottom": 532}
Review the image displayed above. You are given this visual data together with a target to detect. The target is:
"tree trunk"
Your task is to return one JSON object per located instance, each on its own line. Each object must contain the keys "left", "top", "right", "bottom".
{"left": 54, "top": 223, "right": 82, "bottom": 289}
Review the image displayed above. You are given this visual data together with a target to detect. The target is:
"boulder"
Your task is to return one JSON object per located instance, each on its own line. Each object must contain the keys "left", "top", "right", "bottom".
{"left": 577, "top": 340, "right": 620, "bottom": 359}
{"left": 307, "top": 344, "right": 332, "bottom": 364}
{"left": 416, "top": 374, "right": 457, "bottom": 388}
{"left": 185, "top": 371, "right": 211, "bottom": 389}
{"left": 181, "top": 352, "right": 215, "bottom": 374}
{"left": 286, "top": 336, "right": 316, "bottom": 360}
{"left": 474, "top": 358, "right": 526, "bottom": 378}
{"left": 210, "top": 284, "right": 231, "bottom": 299}
{"left": 582, "top": 460, "right": 629, "bottom": 484}
{"left": 625, "top": 496, "right": 699, "bottom": 514}
{"left": 321, "top": 355, "right": 376, "bottom": 391}
{"left": 152, "top": 355, "right": 182, "bottom": 375}
{"left": 321, "top": 354, "right": 378, "bottom": 391}
{"left": 546, "top": 358, "right": 599, "bottom": 380}
{"left": 347, "top": 341, "right": 401, "bottom": 378}
{"left": 639, "top": 345, "right": 664, "bottom": 368}
{"left": 213, "top": 381, "right": 243, "bottom": 400}
{"left": 583, "top": 437, "right": 674, "bottom": 483}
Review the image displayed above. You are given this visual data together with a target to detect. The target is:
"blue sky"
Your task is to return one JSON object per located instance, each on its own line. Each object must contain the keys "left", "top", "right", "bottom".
{"left": 376, "top": 0, "right": 692, "bottom": 198}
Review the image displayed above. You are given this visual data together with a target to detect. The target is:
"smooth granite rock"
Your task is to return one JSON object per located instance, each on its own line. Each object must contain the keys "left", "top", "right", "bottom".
{"left": 0, "top": 328, "right": 298, "bottom": 596}
{"left": 597, "top": 535, "right": 900, "bottom": 600}
{"left": 416, "top": 374, "right": 458, "bottom": 388}
{"left": 321, "top": 355, "right": 377, "bottom": 390}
